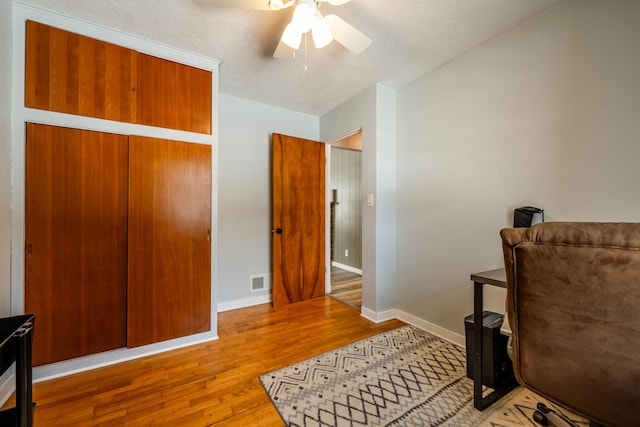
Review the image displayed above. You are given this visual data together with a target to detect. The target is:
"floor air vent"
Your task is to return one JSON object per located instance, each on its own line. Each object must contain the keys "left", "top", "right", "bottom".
{"left": 250, "top": 274, "right": 271, "bottom": 292}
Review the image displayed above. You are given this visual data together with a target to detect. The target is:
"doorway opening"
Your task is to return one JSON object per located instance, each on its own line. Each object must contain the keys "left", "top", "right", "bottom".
{"left": 327, "top": 130, "right": 362, "bottom": 311}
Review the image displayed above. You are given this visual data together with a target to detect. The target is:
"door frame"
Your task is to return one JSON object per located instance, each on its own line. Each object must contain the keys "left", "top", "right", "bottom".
{"left": 324, "top": 128, "right": 364, "bottom": 295}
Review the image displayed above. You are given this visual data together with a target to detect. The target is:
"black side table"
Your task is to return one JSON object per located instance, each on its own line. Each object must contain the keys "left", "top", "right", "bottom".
{"left": 0, "top": 314, "right": 35, "bottom": 427}
{"left": 470, "top": 269, "right": 517, "bottom": 410}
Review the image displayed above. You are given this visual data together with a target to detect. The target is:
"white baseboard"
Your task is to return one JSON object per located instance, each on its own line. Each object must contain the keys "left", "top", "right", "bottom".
{"left": 217, "top": 294, "right": 271, "bottom": 312}
{"left": 396, "top": 310, "right": 465, "bottom": 347}
{"left": 0, "top": 371, "right": 15, "bottom": 408}
{"left": 331, "top": 262, "right": 362, "bottom": 275}
{"left": 360, "top": 306, "right": 396, "bottom": 323}
{"left": 359, "top": 308, "right": 464, "bottom": 348}
{"left": 33, "top": 331, "right": 218, "bottom": 383}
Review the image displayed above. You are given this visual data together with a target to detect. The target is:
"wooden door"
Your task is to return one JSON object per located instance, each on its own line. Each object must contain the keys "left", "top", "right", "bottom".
{"left": 127, "top": 136, "right": 212, "bottom": 348}
{"left": 272, "top": 133, "right": 326, "bottom": 307}
{"left": 25, "top": 20, "right": 137, "bottom": 123}
{"left": 25, "top": 123, "right": 128, "bottom": 366}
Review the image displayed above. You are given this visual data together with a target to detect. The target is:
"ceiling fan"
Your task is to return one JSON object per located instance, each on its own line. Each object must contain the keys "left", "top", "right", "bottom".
{"left": 212, "top": 0, "right": 371, "bottom": 58}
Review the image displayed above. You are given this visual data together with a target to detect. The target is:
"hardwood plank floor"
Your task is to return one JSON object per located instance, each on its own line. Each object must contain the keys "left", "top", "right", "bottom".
{"left": 4, "top": 297, "right": 404, "bottom": 426}
{"left": 329, "top": 266, "right": 362, "bottom": 311}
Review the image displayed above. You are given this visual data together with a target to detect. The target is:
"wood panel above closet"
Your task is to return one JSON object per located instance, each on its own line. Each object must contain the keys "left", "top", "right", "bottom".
{"left": 25, "top": 20, "right": 137, "bottom": 123}
{"left": 136, "top": 53, "right": 212, "bottom": 134}
{"left": 25, "top": 20, "right": 212, "bottom": 135}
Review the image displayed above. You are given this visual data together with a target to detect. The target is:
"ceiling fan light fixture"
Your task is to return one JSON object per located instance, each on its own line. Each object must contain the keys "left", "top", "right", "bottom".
{"left": 291, "top": 0, "right": 315, "bottom": 33}
{"left": 268, "top": 0, "right": 284, "bottom": 10}
{"left": 281, "top": 22, "right": 302, "bottom": 49}
{"left": 312, "top": 14, "right": 333, "bottom": 48}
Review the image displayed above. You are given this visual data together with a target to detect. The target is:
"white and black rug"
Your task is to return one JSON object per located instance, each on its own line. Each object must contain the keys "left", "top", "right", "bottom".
{"left": 260, "top": 325, "right": 587, "bottom": 426}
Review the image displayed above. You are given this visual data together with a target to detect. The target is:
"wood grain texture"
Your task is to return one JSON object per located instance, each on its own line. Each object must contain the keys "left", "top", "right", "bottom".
{"left": 2, "top": 297, "right": 405, "bottom": 426}
{"left": 25, "top": 123, "right": 128, "bottom": 366}
{"left": 272, "top": 133, "right": 326, "bottom": 307}
{"left": 25, "top": 20, "right": 137, "bottom": 123}
{"left": 127, "top": 136, "right": 212, "bottom": 348}
{"left": 136, "top": 53, "right": 212, "bottom": 134}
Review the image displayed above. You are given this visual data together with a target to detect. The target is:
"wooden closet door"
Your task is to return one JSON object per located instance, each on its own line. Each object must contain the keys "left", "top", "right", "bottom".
{"left": 136, "top": 53, "right": 212, "bottom": 134}
{"left": 25, "top": 20, "right": 137, "bottom": 123}
{"left": 25, "top": 123, "right": 128, "bottom": 366}
{"left": 127, "top": 136, "right": 211, "bottom": 348}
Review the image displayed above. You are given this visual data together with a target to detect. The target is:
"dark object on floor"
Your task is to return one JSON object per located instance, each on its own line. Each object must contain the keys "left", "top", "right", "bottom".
{"left": 501, "top": 222, "right": 640, "bottom": 427}
{"left": 463, "top": 311, "right": 513, "bottom": 388}
{"left": 533, "top": 402, "right": 577, "bottom": 427}
{"left": 0, "top": 314, "right": 36, "bottom": 427}
{"left": 513, "top": 206, "right": 544, "bottom": 227}
{"left": 533, "top": 410, "right": 549, "bottom": 426}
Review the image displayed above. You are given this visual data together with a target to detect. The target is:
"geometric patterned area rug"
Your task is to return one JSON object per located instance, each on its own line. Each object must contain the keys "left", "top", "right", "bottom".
{"left": 260, "top": 325, "right": 588, "bottom": 426}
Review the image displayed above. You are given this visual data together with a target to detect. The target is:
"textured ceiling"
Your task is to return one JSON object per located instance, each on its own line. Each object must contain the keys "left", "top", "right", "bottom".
{"left": 19, "top": 0, "right": 563, "bottom": 115}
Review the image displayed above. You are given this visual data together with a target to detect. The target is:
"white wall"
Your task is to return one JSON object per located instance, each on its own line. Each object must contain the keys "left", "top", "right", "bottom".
{"left": 374, "top": 85, "right": 397, "bottom": 316}
{"left": 0, "top": 0, "right": 11, "bottom": 318}
{"left": 395, "top": 0, "right": 640, "bottom": 337}
{"left": 217, "top": 94, "right": 319, "bottom": 309}
{"left": 321, "top": 84, "right": 397, "bottom": 320}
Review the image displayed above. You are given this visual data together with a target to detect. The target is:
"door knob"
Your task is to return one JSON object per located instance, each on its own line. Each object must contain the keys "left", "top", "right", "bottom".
{"left": 272, "top": 228, "right": 283, "bottom": 234}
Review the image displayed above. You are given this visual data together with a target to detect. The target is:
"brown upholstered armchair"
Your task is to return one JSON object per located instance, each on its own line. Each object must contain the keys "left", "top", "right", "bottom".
{"left": 500, "top": 222, "right": 640, "bottom": 427}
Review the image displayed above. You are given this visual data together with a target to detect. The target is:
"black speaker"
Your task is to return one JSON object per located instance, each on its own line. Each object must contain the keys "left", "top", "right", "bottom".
{"left": 513, "top": 206, "right": 544, "bottom": 228}
{"left": 464, "top": 311, "right": 513, "bottom": 388}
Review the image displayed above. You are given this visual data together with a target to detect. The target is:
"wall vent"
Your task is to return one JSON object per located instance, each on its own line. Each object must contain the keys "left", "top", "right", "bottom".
{"left": 250, "top": 274, "right": 271, "bottom": 292}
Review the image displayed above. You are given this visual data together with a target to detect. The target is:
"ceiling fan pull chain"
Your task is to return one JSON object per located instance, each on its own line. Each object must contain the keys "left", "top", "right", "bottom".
{"left": 304, "top": 32, "right": 308, "bottom": 71}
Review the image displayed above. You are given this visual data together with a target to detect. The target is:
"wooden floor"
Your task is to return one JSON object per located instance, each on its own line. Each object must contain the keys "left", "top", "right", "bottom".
{"left": 329, "top": 266, "right": 362, "bottom": 311}
{"left": 4, "top": 297, "right": 404, "bottom": 426}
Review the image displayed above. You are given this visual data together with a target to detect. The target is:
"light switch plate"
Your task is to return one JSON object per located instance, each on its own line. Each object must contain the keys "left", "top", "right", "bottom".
{"left": 367, "top": 193, "right": 374, "bottom": 207}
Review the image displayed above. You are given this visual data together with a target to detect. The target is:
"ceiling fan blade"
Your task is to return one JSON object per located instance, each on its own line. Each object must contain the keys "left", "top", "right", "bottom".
{"left": 324, "top": 14, "right": 371, "bottom": 54}
{"left": 208, "top": 0, "right": 271, "bottom": 10}
{"left": 209, "top": 0, "right": 293, "bottom": 10}
{"left": 273, "top": 39, "right": 294, "bottom": 58}
{"left": 321, "top": 0, "right": 353, "bottom": 5}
